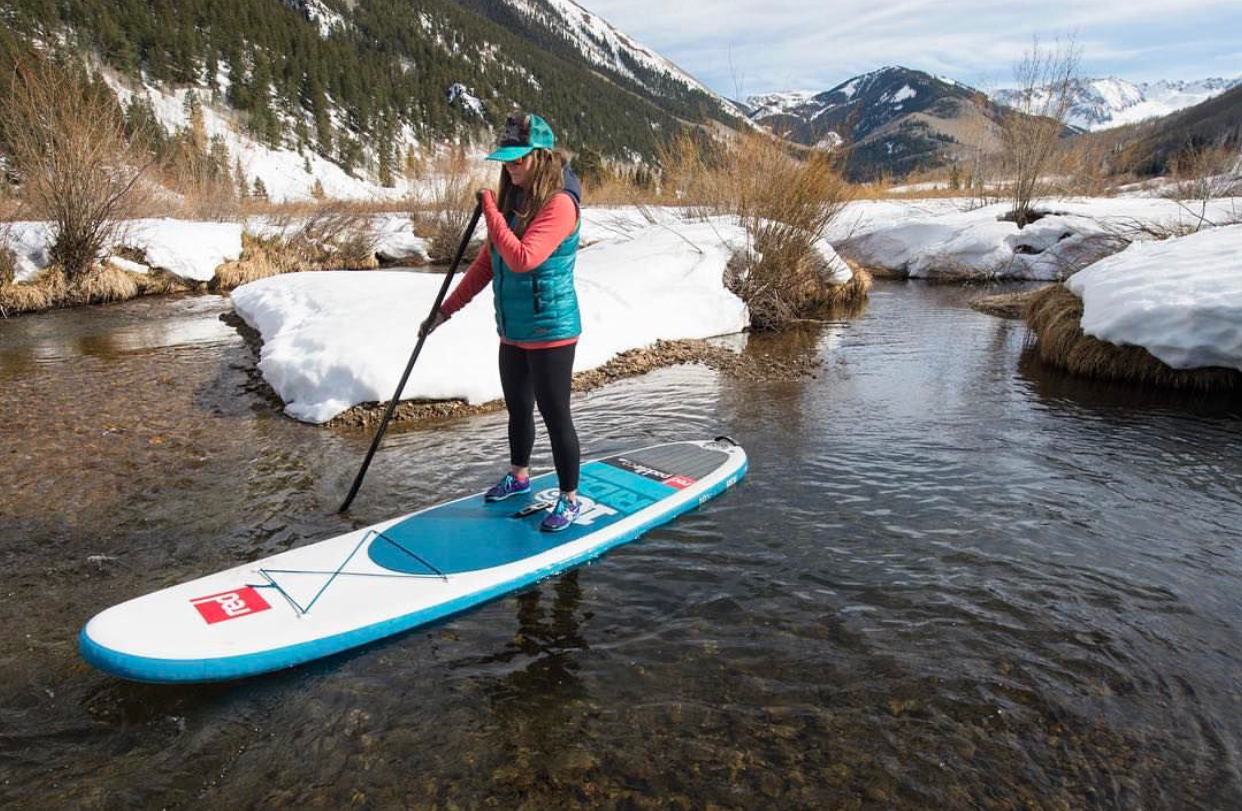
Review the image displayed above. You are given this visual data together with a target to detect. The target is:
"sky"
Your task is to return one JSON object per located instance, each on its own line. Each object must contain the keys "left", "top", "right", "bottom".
{"left": 576, "top": 0, "right": 1242, "bottom": 98}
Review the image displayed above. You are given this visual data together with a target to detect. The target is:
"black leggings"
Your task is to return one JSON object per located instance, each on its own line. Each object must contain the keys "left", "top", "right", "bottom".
{"left": 498, "top": 342, "right": 580, "bottom": 492}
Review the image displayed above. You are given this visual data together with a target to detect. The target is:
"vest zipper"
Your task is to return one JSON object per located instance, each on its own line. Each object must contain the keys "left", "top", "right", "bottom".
{"left": 532, "top": 276, "right": 541, "bottom": 313}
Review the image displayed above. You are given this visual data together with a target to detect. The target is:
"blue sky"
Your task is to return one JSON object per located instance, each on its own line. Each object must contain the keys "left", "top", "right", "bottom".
{"left": 577, "top": 0, "right": 1242, "bottom": 97}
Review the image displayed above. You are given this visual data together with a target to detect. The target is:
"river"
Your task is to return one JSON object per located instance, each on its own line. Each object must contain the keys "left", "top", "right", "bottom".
{"left": 1, "top": 281, "right": 1240, "bottom": 809}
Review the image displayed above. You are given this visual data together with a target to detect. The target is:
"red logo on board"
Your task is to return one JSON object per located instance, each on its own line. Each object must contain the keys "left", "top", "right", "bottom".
{"left": 191, "top": 587, "right": 272, "bottom": 624}
{"left": 666, "top": 475, "right": 696, "bottom": 490}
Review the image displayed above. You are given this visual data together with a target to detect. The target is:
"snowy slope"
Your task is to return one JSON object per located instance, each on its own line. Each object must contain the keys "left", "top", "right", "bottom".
{"left": 105, "top": 75, "right": 417, "bottom": 204}
{"left": 498, "top": 0, "right": 744, "bottom": 116}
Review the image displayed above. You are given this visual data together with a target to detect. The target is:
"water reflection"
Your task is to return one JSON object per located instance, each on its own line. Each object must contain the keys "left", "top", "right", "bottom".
{"left": 484, "top": 571, "right": 589, "bottom": 717}
{"left": 1017, "top": 345, "right": 1242, "bottom": 417}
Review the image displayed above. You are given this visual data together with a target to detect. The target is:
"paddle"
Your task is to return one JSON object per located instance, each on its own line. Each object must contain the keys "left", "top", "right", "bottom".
{"left": 338, "top": 199, "right": 484, "bottom": 513}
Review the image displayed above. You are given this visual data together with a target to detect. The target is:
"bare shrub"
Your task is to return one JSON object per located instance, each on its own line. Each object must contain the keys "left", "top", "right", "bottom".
{"left": 163, "top": 92, "right": 240, "bottom": 220}
{"left": 581, "top": 167, "right": 659, "bottom": 206}
{"left": 291, "top": 202, "right": 381, "bottom": 268}
{"left": 697, "top": 131, "right": 855, "bottom": 329}
{"left": 999, "top": 37, "right": 1081, "bottom": 227}
{"left": 0, "top": 53, "right": 154, "bottom": 281}
{"left": 414, "top": 145, "right": 485, "bottom": 263}
{"left": 1026, "top": 284, "right": 1240, "bottom": 390}
{"left": 1164, "top": 142, "right": 1242, "bottom": 231}
{"left": 656, "top": 129, "right": 723, "bottom": 209}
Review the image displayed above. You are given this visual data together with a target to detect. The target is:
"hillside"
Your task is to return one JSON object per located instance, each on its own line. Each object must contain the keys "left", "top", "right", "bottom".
{"left": 1112, "top": 84, "right": 1242, "bottom": 177}
{"left": 746, "top": 67, "right": 1006, "bottom": 181}
{"left": 0, "top": 0, "right": 738, "bottom": 191}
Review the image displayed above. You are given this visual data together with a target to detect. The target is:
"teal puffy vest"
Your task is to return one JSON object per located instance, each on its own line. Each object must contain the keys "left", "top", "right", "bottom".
{"left": 491, "top": 197, "right": 581, "bottom": 343}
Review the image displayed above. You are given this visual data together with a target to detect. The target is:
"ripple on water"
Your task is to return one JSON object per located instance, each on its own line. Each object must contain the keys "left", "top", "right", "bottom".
{"left": 1, "top": 283, "right": 1241, "bottom": 809}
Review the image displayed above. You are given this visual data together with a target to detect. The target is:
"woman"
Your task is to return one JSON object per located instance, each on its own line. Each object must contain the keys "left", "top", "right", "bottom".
{"left": 421, "top": 113, "right": 584, "bottom": 532}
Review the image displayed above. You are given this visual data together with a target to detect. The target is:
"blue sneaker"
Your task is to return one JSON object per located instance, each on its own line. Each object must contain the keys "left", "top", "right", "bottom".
{"left": 485, "top": 472, "right": 531, "bottom": 502}
{"left": 540, "top": 493, "right": 581, "bottom": 532}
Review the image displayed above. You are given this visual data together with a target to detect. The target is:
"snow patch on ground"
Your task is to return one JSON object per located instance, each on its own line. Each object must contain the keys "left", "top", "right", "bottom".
{"left": 890, "top": 85, "right": 917, "bottom": 104}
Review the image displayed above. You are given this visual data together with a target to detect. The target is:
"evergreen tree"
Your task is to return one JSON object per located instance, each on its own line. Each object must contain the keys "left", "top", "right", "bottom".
{"left": 235, "top": 158, "right": 249, "bottom": 199}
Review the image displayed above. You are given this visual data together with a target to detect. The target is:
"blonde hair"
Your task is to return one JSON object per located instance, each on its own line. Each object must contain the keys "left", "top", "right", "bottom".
{"left": 496, "top": 148, "right": 569, "bottom": 236}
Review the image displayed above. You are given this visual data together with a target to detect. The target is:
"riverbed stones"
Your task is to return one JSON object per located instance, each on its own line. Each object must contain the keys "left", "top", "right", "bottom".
{"left": 328, "top": 339, "right": 822, "bottom": 429}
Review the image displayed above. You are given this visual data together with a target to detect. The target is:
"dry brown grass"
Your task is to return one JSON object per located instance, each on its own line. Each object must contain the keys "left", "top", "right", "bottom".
{"left": 822, "top": 264, "right": 873, "bottom": 308}
{"left": 74, "top": 265, "right": 139, "bottom": 303}
{"left": 211, "top": 233, "right": 298, "bottom": 291}
{"left": 131, "top": 268, "right": 190, "bottom": 295}
{"left": 0, "top": 262, "right": 170, "bottom": 315}
{"left": 0, "top": 271, "right": 59, "bottom": 314}
{"left": 213, "top": 201, "right": 382, "bottom": 291}
{"left": 1025, "top": 284, "right": 1241, "bottom": 390}
{"left": 0, "top": 235, "right": 14, "bottom": 287}
{"left": 970, "top": 287, "right": 1047, "bottom": 319}
{"left": 581, "top": 173, "right": 660, "bottom": 206}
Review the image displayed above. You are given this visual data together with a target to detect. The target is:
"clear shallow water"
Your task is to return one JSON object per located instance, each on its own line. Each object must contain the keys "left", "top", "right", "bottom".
{"left": 1, "top": 283, "right": 1241, "bottom": 809}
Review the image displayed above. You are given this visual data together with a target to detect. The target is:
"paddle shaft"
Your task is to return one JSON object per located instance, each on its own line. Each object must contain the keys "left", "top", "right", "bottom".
{"left": 338, "top": 200, "right": 483, "bottom": 513}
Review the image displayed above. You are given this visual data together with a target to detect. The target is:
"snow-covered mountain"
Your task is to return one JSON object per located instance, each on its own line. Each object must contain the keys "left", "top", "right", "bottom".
{"left": 744, "top": 66, "right": 1004, "bottom": 180}
{"left": 992, "top": 77, "right": 1242, "bottom": 131}
{"left": 453, "top": 0, "right": 744, "bottom": 120}
{"left": 508, "top": 0, "right": 725, "bottom": 104}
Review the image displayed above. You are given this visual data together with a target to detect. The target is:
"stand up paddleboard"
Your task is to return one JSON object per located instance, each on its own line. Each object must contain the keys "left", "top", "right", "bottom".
{"left": 81, "top": 438, "right": 747, "bottom": 682}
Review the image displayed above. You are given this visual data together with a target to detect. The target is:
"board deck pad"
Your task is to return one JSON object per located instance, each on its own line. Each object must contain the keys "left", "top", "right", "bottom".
{"left": 80, "top": 438, "right": 747, "bottom": 683}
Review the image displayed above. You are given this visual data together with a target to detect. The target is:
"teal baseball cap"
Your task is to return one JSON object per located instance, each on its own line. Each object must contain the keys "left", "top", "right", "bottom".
{"left": 486, "top": 113, "right": 556, "bottom": 161}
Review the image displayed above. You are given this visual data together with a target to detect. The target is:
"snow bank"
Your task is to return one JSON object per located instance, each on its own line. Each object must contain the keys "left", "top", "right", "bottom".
{"left": 231, "top": 215, "right": 750, "bottom": 423}
{"left": 126, "top": 219, "right": 243, "bottom": 281}
{"left": 834, "top": 198, "right": 1242, "bottom": 280}
{"left": 373, "top": 214, "right": 430, "bottom": 264}
{"left": 3, "top": 219, "right": 242, "bottom": 282}
{"left": 1066, "top": 224, "right": 1242, "bottom": 372}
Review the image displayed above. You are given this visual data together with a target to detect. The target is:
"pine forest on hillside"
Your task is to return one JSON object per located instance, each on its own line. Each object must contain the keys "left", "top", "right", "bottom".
{"left": 0, "top": 0, "right": 734, "bottom": 174}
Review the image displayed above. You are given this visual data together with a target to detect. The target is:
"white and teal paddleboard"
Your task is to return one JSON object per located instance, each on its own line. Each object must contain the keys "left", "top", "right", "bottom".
{"left": 80, "top": 438, "right": 747, "bottom": 682}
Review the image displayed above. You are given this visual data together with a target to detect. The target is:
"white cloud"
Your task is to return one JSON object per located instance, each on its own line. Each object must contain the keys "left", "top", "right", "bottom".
{"left": 577, "top": 0, "right": 1242, "bottom": 95}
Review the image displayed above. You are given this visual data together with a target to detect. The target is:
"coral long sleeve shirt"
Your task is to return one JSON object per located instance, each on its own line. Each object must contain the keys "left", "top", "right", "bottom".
{"left": 440, "top": 189, "right": 581, "bottom": 349}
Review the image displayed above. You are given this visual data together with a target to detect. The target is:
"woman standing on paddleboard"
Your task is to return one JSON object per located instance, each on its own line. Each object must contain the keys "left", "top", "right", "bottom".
{"left": 421, "top": 113, "right": 584, "bottom": 532}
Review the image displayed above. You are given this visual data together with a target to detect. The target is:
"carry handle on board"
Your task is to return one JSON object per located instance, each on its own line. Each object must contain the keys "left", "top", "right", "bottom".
{"left": 338, "top": 200, "right": 484, "bottom": 513}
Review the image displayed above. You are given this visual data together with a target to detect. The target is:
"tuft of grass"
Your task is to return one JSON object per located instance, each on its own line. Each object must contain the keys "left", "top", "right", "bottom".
{"left": 1025, "top": 284, "right": 1241, "bottom": 390}
{"left": 211, "top": 233, "right": 297, "bottom": 291}
{"left": 215, "top": 201, "right": 385, "bottom": 290}
{"left": 73, "top": 265, "right": 139, "bottom": 303}
{"left": 821, "top": 263, "right": 873, "bottom": 309}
